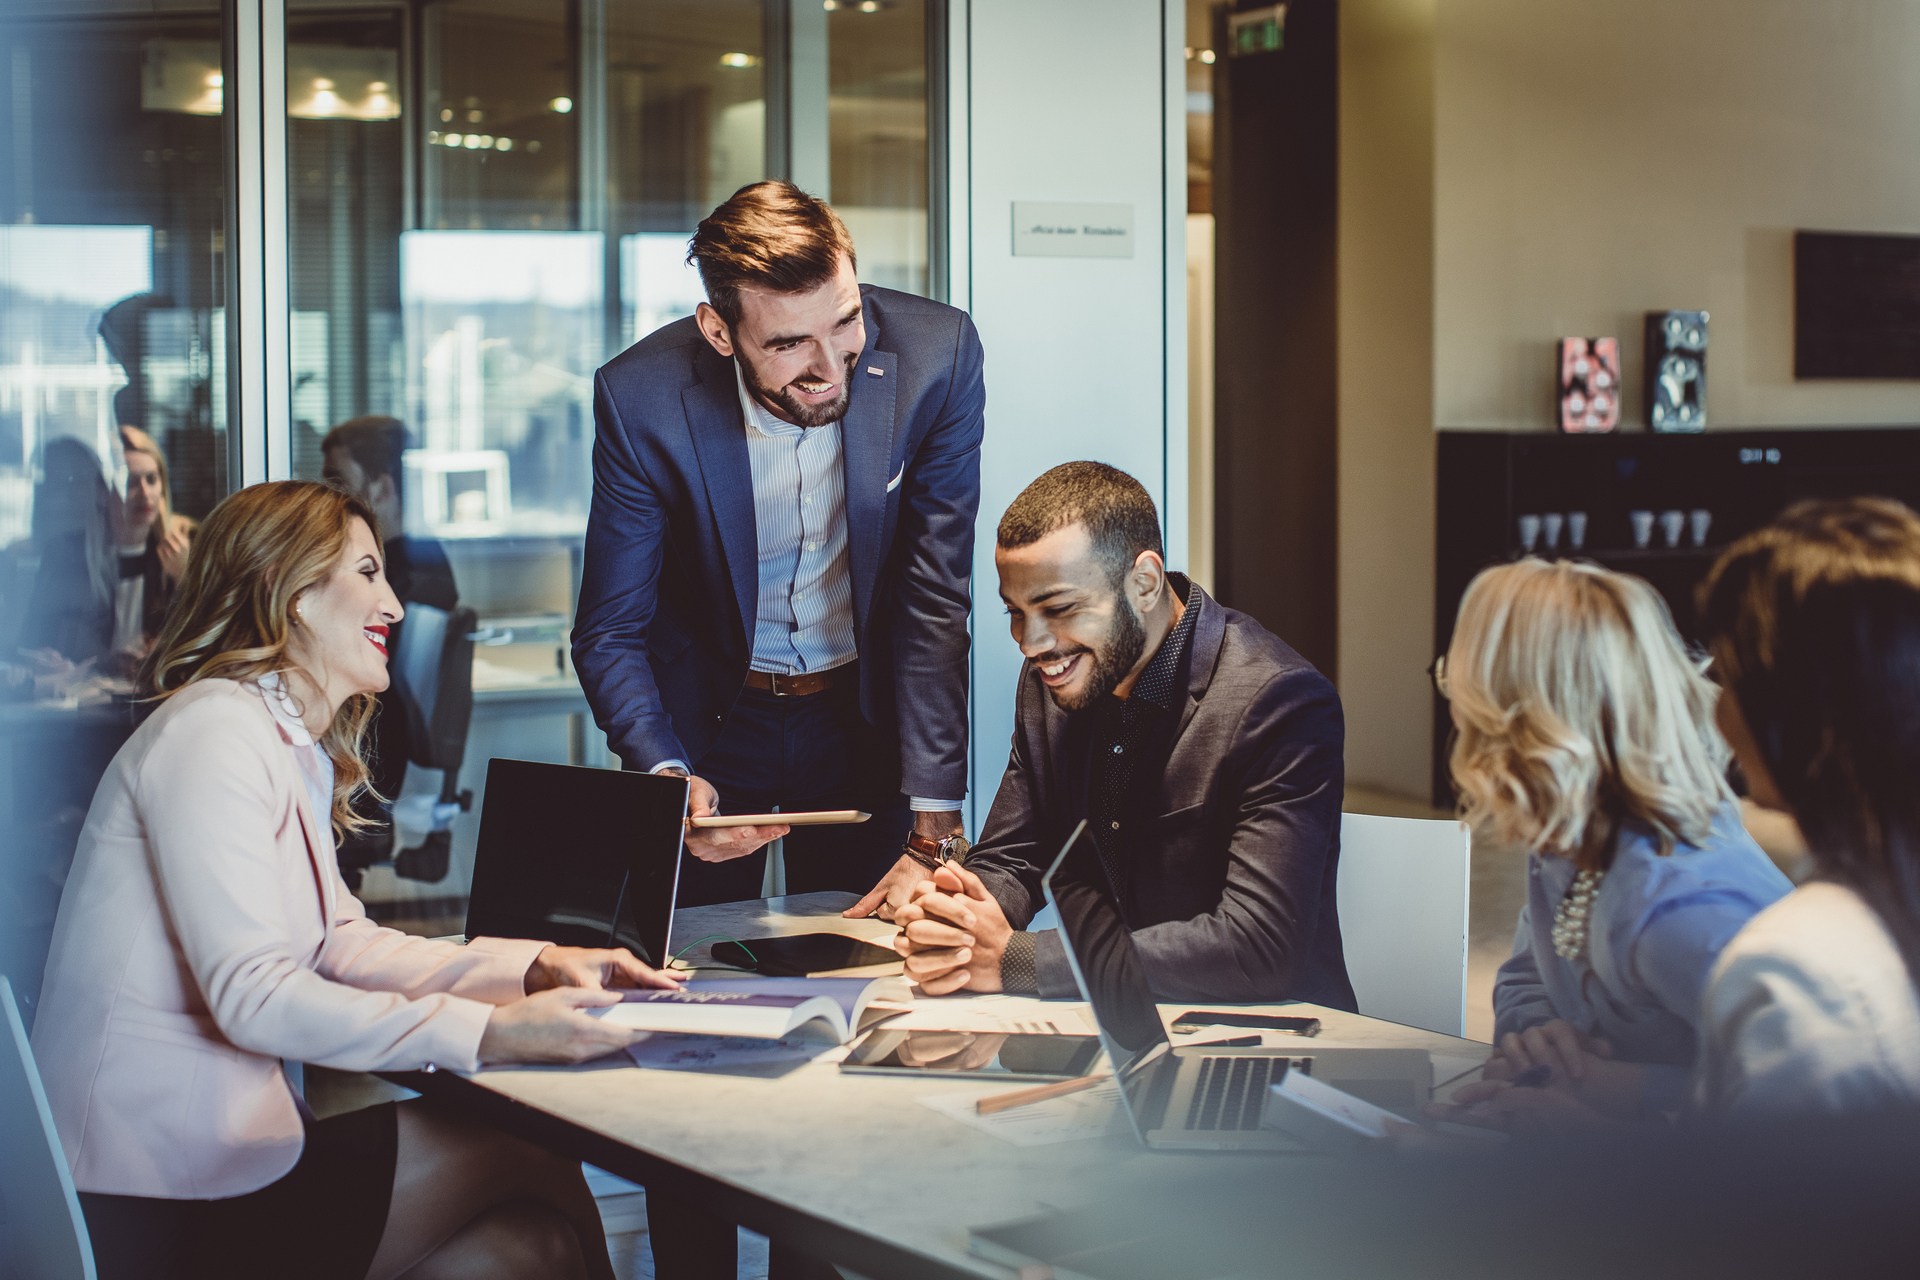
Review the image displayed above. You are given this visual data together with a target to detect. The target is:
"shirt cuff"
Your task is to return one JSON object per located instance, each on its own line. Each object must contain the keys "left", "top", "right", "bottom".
{"left": 651, "top": 759, "right": 692, "bottom": 775}
{"left": 1000, "top": 931, "right": 1040, "bottom": 994}
{"left": 909, "top": 797, "right": 964, "bottom": 812}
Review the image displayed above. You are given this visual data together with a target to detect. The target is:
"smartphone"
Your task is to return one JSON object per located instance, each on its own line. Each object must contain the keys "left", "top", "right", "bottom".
{"left": 840, "top": 1029, "right": 1104, "bottom": 1080}
{"left": 1169, "top": 1011, "right": 1321, "bottom": 1036}
{"left": 709, "top": 933, "right": 901, "bottom": 976}
{"left": 687, "top": 810, "right": 870, "bottom": 828}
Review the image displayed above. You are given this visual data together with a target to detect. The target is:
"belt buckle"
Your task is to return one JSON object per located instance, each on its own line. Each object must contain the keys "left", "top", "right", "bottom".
{"left": 767, "top": 671, "right": 788, "bottom": 697}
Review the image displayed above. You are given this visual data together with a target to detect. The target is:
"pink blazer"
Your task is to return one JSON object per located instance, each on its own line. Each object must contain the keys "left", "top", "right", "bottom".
{"left": 31, "top": 679, "right": 548, "bottom": 1199}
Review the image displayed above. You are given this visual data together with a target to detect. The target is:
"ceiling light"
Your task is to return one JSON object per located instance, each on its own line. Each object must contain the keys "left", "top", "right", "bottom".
{"left": 549, "top": 96, "right": 573, "bottom": 113}
{"left": 860, "top": 0, "right": 879, "bottom": 10}
{"left": 1199, "top": 48, "right": 1216, "bottom": 63}
{"left": 718, "top": 52, "right": 761, "bottom": 68}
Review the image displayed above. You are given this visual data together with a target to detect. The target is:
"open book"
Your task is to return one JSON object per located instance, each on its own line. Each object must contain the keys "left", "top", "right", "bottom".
{"left": 591, "top": 976, "right": 912, "bottom": 1043}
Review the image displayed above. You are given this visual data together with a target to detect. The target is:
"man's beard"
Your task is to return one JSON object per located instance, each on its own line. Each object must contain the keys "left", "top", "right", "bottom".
{"left": 1045, "top": 596, "right": 1149, "bottom": 713}
{"left": 743, "top": 348, "right": 858, "bottom": 428}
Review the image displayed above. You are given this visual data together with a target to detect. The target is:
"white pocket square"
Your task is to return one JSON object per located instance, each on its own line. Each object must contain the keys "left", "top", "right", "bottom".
{"left": 886, "top": 463, "right": 905, "bottom": 493}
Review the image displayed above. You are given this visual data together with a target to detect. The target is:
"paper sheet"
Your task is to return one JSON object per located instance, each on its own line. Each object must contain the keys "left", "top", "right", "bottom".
{"left": 625, "top": 1031, "right": 837, "bottom": 1071}
{"left": 915, "top": 1081, "right": 1123, "bottom": 1146}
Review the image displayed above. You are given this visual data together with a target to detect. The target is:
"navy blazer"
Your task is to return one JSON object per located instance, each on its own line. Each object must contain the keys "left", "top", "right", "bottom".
{"left": 967, "top": 583, "right": 1357, "bottom": 1008}
{"left": 572, "top": 285, "right": 984, "bottom": 801}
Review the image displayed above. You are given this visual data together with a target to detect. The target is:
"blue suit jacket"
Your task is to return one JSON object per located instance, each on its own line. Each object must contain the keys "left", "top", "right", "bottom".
{"left": 572, "top": 285, "right": 984, "bottom": 801}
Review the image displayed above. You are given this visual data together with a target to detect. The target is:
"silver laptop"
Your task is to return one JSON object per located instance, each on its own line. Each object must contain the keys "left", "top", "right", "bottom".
{"left": 1042, "top": 820, "right": 1431, "bottom": 1151}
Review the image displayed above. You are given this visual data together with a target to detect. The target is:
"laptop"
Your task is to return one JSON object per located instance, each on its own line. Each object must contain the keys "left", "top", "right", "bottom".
{"left": 464, "top": 759, "right": 690, "bottom": 968}
{"left": 1042, "top": 820, "right": 1432, "bottom": 1151}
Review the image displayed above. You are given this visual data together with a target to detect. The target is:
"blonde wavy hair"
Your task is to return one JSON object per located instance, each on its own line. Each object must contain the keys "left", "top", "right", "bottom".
{"left": 139, "top": 481, "right": 383, "bottom": 839}
{"left": 1446, "top": 558, "right": 1730, "bottom": 870}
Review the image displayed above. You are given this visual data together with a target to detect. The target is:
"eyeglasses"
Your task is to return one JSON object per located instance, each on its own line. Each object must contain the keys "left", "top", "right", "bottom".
{"left": 1428, "top": 654, "right": 1451, "bottom": 700}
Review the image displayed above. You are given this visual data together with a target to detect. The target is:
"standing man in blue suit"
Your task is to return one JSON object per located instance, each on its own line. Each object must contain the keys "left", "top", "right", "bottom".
{"left": 574, "top": 178, "right": 982, "bottom": 919}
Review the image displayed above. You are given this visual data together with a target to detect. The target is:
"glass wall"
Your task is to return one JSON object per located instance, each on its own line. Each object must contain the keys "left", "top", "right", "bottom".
{"left": 0, "top": 1, "right": 232, "bottom": 1026}
{"left": 829, "top": 0, "right": 928, "bottom": 295}
{"left": 281, "top": 0, "right": 937, "bottom": 920}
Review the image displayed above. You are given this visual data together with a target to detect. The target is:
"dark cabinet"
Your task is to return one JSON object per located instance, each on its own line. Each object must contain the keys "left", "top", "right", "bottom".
{"left": 1430, "top": 427, "right": 1920, "bottom": 805}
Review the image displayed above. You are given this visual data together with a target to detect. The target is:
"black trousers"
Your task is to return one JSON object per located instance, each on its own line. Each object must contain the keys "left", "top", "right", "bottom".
{"left": 653, "top": 675, "right": 910, "bottom": 1279}
{"left": 673, "top": 674, "right": 914, "bottom": 908}
{"left": 78, "top": 1102, "right": 397, "bottom": 1280}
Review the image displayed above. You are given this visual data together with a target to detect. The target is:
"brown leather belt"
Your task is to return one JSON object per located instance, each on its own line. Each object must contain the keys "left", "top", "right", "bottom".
{"left": 744, "top": 666, "right": 847, "bottom": 697}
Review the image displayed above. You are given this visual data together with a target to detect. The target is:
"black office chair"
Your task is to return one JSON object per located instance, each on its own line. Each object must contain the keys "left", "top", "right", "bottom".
{"left": 389, "top": 603, "right": 477, "bottom": 883}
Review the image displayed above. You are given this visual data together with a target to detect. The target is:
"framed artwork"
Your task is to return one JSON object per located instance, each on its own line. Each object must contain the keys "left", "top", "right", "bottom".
{"left": 1646, "top": 310, "right": 1708, "bottom": 432}
{"left": 1556, "top": 337, "right": 1621, "bottom": 433}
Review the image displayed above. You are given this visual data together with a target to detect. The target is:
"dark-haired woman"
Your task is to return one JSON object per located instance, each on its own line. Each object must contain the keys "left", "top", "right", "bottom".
{"left": 32, "top": 481, "right": 681, "bottom": 1279}
{"left": 1694, "top": 496, "right": 1920, "bottom": 1116}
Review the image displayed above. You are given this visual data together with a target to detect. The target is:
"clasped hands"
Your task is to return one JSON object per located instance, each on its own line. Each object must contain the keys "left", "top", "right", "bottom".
{"left": 888, "top": 863, "right": 1014, "bottom": 994}
{"left": 477, "top": 944, "right": 682, "bottom": 1066}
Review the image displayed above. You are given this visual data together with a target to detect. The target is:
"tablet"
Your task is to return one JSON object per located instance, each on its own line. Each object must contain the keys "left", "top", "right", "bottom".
{"left": 687, "top": 810, "right": 870, "bottom": 828}
{"left": 841, "top": 1029, "right": 1105, "bottom": 1081}
{"left": 710, "top": 933, "right": 901, "bottom": 976}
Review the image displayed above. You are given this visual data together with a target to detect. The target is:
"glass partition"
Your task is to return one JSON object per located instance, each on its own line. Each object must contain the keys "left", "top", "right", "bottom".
{"left": 828, "top": 0, "right": 928, "bottom": 295}
{"left": 0, "top": 1, "right": 233, "bottom": 1027}
{"left": 280, "top": 0, "right": 936, "bottom": 921}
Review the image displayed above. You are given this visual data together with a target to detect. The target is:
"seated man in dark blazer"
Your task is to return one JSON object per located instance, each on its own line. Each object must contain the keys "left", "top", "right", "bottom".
{"left": 895, "top": 462, "right": 1355, "bottom": 1007}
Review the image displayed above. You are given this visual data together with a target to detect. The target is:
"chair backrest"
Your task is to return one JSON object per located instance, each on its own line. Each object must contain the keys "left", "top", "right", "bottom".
{"left": 0, "top": 975, "right": 96, "bottom": 1280}
{"left": 1335, "top": 813, "right": 1472, "bottom": 1037}
{"left": 391, "top": 603, "right": 477, "bottom": 771}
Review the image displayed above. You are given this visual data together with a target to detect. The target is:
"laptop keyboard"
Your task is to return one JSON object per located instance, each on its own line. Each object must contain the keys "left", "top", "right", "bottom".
{"left": 1183, "top": 1056, "right": 1281, "bottom": 1131}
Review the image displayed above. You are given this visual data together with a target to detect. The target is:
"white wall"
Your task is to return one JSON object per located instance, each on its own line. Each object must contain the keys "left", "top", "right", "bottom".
{"left": 949, "top": 0, "right": 1185, "bottom": 831}
{"left": 1338, "top": 0, "right": 1436, "bottom": 801}
{"left": 1436, "top": 0, "right": 1920, "bottom": 432}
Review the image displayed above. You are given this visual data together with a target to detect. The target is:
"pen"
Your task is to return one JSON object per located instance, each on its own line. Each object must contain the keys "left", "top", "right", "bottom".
{"left": 975, "top": 1074, "right": 1109, "bottom": 1115}
{"left": 1511, "top": 1063, "right": 1553, "bottom": 1089}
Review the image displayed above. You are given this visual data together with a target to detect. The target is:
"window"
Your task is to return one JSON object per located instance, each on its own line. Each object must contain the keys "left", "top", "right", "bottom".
{"left": 0, "top": 0, "right": 233, "bottom": 1027}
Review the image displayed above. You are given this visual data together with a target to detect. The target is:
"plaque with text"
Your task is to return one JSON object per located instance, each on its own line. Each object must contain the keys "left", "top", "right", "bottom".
{"left": 1011, "top": 203, "right": 1134, "bottom": 258}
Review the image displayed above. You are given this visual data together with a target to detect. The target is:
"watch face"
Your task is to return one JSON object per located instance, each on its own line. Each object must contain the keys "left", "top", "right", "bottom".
{"left": 943, "top": 836, "right": 972, "bottom": 862}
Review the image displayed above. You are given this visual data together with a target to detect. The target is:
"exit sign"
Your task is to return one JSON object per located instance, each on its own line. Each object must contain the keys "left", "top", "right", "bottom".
{"left": 1228, "top": 4, "right": 1286, "bottom": 57}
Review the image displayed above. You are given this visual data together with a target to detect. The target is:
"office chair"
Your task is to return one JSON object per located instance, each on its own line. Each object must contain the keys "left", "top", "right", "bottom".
{"left": 0, "top": 975, "right": 97, "bottom": 1280}
{"left": 388, "top": 603, "right": 478, "bottom": 883}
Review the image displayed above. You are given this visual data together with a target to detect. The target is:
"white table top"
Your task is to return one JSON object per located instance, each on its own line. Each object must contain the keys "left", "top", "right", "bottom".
{"left": 403, "top": 892, "right": 1489, "bottom": 1280}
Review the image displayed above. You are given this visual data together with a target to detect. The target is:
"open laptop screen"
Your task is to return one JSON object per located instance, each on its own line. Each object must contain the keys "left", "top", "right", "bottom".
{"left": 1040, "top": 821, "right": 1169, "bottom": 1065}
{"left": 465, "top": 758, "right": 688, "bottom": 967}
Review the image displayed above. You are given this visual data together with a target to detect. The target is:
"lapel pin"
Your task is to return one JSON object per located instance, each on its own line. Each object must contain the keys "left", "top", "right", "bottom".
{"left": 866, "top": 365, "right": 884, "bottom": 376}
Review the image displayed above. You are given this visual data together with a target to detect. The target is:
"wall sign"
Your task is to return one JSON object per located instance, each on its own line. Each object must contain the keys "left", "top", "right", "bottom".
{"left": 1011, "top": 202, "right": 1134, "bottom": 258}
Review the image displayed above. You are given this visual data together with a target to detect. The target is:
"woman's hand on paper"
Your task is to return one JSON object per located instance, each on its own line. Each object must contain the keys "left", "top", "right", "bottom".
{"left": 524, "top": 944, "right": 683, "bottom": 995}
{"left": 479, "top": 987, "right": 644, "bottom": 1064}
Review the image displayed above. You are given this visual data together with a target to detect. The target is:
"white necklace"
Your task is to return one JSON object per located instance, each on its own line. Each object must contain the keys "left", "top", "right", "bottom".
{"left": 1551, "top": 868, "right": 1606, "bottom": 960}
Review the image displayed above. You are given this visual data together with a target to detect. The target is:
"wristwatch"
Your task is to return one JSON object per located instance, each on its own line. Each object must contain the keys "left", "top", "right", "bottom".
{"left": 904, "top": 830, "right": 971, "bottom": 871}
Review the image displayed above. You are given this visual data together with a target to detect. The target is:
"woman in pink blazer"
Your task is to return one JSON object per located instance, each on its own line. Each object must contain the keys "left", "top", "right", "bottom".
{"left": 32, "top": 481, "right": 678, "bottom": 1280}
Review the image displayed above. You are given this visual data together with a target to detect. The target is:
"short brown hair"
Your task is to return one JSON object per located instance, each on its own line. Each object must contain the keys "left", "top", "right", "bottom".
{"left": 688, "top": 181, "right": 857, "bottom": 327}
{"left": 998, "top": 462, "right": 1164, "bottom": 591}
{"left": 322, "top": 414, "right": 409, "bottom": 488}
{"left": 141, "top": 481, "right": 384, "bottom": 838}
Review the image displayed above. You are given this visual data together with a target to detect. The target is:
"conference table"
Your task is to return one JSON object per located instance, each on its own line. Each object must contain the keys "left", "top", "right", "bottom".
{"left": 384, "top": 892, "right": 1491, "bottom": 1280}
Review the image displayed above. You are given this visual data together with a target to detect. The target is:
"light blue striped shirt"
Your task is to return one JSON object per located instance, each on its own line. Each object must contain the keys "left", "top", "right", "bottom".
{"left": 735, "top": 360, "right": 860, "bottom": 677}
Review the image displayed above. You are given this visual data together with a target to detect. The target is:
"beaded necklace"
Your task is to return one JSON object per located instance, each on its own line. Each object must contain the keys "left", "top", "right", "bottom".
{"left": 1551, "top": 868, "right": 1606, "bottom": 959}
